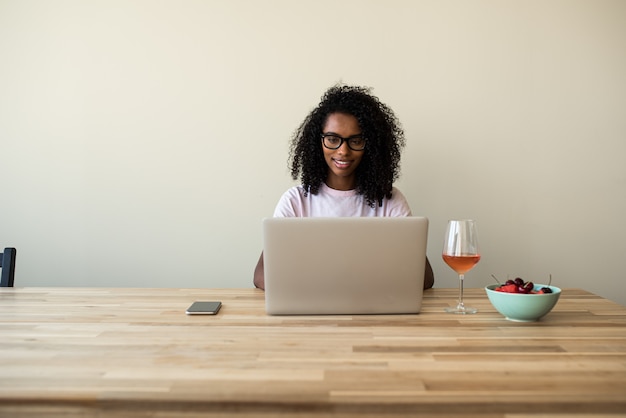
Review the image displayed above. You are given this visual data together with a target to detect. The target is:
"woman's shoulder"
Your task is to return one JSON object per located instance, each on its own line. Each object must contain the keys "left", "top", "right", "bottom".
{"left": 385, "top": 186, "right": 408, "bottom": 204}
{"left": 280, "top": 185, "right": 307, "bottom": 199}
{"left": 274, "top": 185, "right": 308, "bottom": 217}
{"left": 390, "top": 186, "right": 407, "bottom": 199}
{"left": 384, "top": 187, "right": 412, "bottom": 217}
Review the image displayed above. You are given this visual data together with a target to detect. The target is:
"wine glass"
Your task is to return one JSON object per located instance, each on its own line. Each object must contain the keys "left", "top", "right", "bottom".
{"left": 442, "top": 220, "right": 481, "bottom": 314}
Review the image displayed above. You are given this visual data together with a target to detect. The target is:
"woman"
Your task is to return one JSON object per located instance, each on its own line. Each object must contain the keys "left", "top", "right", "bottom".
{"left": 254, "top": 84, "right": 434, "bottom": 289}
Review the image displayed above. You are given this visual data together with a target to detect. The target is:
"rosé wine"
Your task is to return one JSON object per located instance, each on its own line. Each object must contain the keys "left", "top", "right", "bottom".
{"left": 442, "top": 254, "right": 481, "bottom": 274}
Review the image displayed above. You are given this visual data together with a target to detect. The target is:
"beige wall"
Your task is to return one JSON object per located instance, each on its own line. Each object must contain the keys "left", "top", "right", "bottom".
{"left": 1, "top": 0, "right": 625, "bottom": 305}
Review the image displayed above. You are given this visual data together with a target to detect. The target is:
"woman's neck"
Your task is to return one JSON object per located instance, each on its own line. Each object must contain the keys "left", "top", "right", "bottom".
{"left": 325, "top": 176, "right": 356, "bottom": 191}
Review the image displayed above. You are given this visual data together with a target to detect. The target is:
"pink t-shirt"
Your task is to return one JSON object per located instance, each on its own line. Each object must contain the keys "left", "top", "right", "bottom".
{"left": 273, "top": 183, "right": 412, "bottom": 218}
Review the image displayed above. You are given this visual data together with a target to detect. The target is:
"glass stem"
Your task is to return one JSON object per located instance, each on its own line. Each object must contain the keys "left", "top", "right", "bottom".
{"left": 457, "top": 274, "right": 465, "bottom": 310}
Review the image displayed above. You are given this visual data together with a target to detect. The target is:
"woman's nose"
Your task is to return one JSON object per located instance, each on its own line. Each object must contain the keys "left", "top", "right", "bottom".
{"left": 337, "top": 141, "right": 351, "bottom": 154}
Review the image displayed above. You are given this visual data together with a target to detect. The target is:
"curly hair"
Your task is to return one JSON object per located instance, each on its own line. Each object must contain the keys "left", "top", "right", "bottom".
{"left": 288, "top": 84, "right": 405, "bottom": 207}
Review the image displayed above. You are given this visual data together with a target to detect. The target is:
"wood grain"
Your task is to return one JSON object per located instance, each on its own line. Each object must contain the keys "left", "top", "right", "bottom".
{"left": 1, "top": 287, "right": 625, "bottom": 417}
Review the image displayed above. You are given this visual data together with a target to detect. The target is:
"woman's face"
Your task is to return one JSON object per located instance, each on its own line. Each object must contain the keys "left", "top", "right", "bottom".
{"left": 321, "top": 112, "right": 364, "bottom": 191}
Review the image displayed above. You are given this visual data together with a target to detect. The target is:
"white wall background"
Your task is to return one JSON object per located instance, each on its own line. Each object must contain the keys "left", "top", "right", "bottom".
{"left": 1, "top": 0, "right": 625, "bottom": 305}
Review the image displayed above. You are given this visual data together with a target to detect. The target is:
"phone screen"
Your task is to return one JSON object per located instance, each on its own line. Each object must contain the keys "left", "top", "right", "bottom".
{"left": 186, "top": 301, "right": 222, "bottom": 315}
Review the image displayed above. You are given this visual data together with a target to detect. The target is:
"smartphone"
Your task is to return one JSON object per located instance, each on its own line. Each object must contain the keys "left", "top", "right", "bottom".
{"left": 186, "top": 301, "right": 222, "bottom": 315}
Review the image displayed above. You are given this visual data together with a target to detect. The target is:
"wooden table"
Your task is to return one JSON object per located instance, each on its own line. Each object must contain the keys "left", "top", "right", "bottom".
{"left": 1, "top": 287, "right": 625, "bottom": 417}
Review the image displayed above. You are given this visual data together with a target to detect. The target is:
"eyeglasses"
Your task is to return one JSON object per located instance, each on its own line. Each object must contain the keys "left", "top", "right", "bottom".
{"left": 321, "top": 133, "right": 367, "bottom": 151}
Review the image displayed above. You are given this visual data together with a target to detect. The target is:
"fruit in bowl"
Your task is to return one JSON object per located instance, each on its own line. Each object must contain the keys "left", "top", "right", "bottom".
{"left": 485, "top": 277, "right": 561, "bottom": 322}
{"left": 493, "top": 277, "right": 553, "bottom": 294}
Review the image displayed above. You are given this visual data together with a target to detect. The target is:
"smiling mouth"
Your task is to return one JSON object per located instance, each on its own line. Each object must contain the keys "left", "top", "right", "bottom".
{"left": 333, "top": 159, "right": 352, "bottom": 168}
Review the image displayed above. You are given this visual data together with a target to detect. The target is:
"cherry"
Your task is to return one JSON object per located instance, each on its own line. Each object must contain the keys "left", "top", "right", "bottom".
{"left": 523, "top": 282, "right": 534, "bottom": 293}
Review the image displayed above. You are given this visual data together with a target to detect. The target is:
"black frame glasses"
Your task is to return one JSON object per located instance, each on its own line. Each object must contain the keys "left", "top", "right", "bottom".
{"left": 321, "top": 133, "right": 367, "bottom": 151}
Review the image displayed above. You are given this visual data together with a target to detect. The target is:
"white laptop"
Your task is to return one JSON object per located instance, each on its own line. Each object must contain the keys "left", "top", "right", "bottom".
{"left": 262, "top": 217, "right": 429, "bottom": 315}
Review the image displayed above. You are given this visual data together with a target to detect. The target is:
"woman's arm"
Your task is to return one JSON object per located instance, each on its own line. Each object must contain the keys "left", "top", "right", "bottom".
{"left": 424, "top": 256, "right": 434, "bottom": 289}
{"left": 253, "top": 252, "right": 265, "bottom": 289}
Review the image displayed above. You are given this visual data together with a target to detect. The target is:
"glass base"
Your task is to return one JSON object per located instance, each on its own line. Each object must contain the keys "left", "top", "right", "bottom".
{"left": 445, "top": 305, "right": 478, "bottom": 314}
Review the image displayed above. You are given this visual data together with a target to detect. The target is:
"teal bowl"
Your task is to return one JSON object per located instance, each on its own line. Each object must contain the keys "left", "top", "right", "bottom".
{"left": 485, "top": 284, "right": 561, "bottom": 322}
